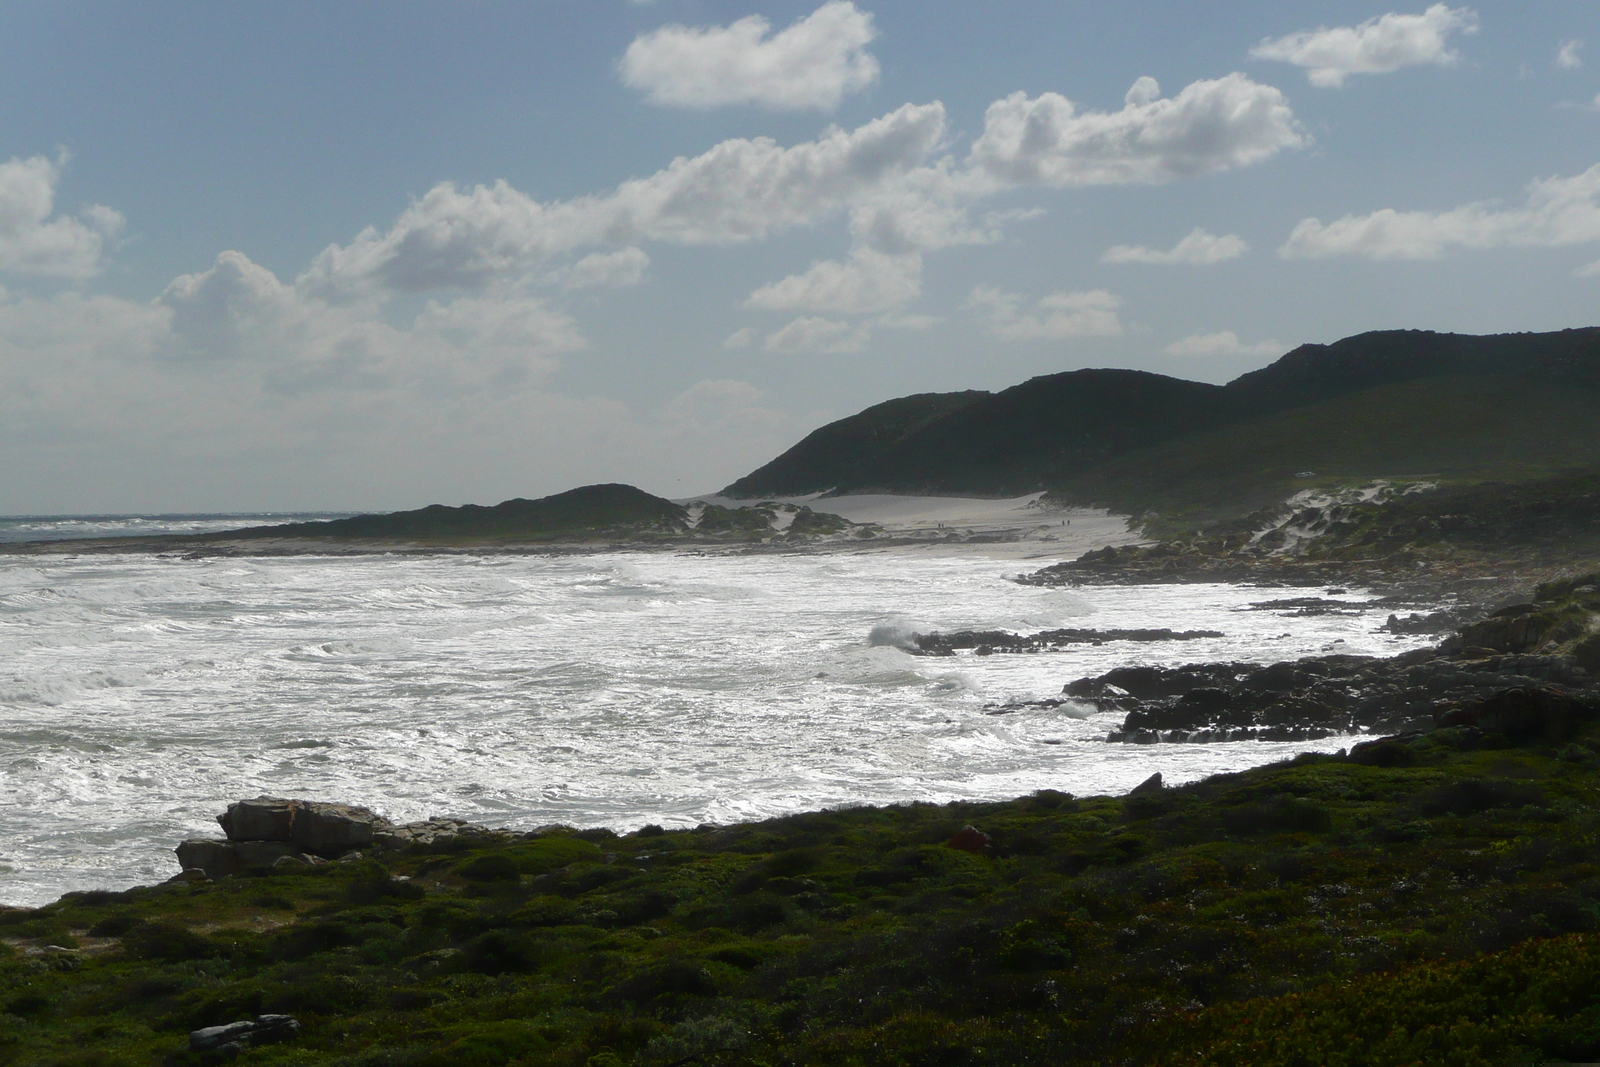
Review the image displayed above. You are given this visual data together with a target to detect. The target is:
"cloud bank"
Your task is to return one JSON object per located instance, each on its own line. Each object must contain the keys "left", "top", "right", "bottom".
{"left": 967, "top": 75, "right": 1306, "bottom": 187}
{"left": 619, "top": 1, "right": 879, "bottom": 111}
{"left": 969, "top": 286, "right": 1123, "bottom": 341}
{"left": 1252, "top": 5, "right": 1478, "bottom": 88}
{"left": 1164, "top": 331, "right": 1286, "bottom": 358}
{"left": 1281, "top": 163, "right": 1600, "bottom": 262}
{"left": 1103, "top": 228, "right": 1248, "bottom": 265}
{"left": 0, "top": 155, "right": 123, "bottom": 279}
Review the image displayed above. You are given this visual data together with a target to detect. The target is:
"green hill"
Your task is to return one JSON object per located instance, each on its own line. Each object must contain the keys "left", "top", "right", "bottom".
{"left": 723, "top": 327, "right": 1600, "bottom": 532}
{"left": 219, "top": 483, "right": 689, "bottom": 543}
{"left": 723, "top": 390, "right": 988, "bottom": 497}
{"left": 1053, "top": 374, "right": 1600, "bottom": 532}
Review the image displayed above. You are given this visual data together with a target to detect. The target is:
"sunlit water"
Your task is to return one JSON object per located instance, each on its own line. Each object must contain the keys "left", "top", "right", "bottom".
{"left": 0, "top": 539, "right": 1441, "bottom": 906}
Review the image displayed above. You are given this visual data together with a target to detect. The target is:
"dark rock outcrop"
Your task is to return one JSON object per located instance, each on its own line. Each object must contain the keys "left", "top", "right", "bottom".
{"left": 175, "top": 798, "right": 534, "bottom": 878}
{"left": 910, "top": 627, "right": 1225, "bottom": 656}
{"left": 190, "top": 1014, "right": 300, "bottom": 1057}
{"left": 219, "top": 797, "right": 389, "bottom": 856}
{"left": 1075, "top": 652, "right": 1600, "bottom": 744}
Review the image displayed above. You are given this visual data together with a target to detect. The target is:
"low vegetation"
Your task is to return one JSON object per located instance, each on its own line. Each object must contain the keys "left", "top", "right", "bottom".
{"left": 9, "top": 709, "right": 1600, "bottom": 1064}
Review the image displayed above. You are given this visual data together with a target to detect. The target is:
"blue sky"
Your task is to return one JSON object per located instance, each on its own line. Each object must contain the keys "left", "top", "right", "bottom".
{"left": 1, "top": 1, "right": 1596, "bottom": 511}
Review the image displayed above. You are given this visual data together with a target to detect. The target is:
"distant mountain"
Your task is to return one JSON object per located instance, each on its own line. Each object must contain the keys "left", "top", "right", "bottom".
{"left": 220, "top": 483, "right": 689, "bottom": 542}
{"left": 722, "top": 328, "right": 1600, "bottom": 528}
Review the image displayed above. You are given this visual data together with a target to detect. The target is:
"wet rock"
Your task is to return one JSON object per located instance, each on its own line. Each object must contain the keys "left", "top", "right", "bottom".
{"left": 911, "top": 627, "right": 1225, "bottom": 656}
{"left": 1085, "top": 648, "right": 1600, "bottom": 744}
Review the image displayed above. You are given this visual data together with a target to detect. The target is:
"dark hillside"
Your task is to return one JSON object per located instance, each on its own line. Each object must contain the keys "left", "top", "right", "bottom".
{"left": 723, "top": 327, "right": 1600, "bottom": 502}
{"left": 217, "top": 483, "right": 689, "bottom": 542}
{"left": 1054, "top": 374, "right": 1600, "bottom": 531}
{"left": 725, "top": 370, "right": 1235, "bottom": 496}
{"left": 1227, "top": 326, "right": 1600, "bottom": 408}
{"left": 723, "top": 390, "right": 986, "bottom": 498}
{"left": 855, "top": 369, "right": 1235, "bottom": 495}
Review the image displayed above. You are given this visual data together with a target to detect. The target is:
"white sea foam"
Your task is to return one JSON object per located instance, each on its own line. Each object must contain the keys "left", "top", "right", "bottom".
{"left": 0, "top": 542, "right": 1445, "bottom": 906}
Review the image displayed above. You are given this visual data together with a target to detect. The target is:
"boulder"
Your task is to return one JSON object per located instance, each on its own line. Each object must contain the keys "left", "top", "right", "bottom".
{"left": 190, "top": 1014, "right": 300, "bottom": 1053}
{"left": 1128, "top": 772, "right": 1164, "bottom": 795}
{"left": 216, "top": 797, "right": 295, "bottom": 842}
{"left": 175, "top": 839, "right": 302, "bottom": 879}
{"left": 373, "top": 817, "right": 514, "bottom": 852}
{"left": 1437, "top": 686, "right": 1600, "bottom": 743}
{"left": 217, "top": 797, "right": 393, "bottom": 858}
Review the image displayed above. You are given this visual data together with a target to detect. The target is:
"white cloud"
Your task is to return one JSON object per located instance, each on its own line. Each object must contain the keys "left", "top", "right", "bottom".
{"left": 1164, "top": 331, "right": 1286, "bottom": 358}
{"left": 968, "top": 74, "right": 1306, "bottom": 188}
{"left": 660, "top": 378, "right": 788, "bottom": 436}
{"left": 1281, "top": 162, "right": 1600, "bottom": 260}
{"left": 293, "top": 74, "right": 1304, "bottom": 305}
{"left": 619, "top": 1, "right": 879, "bottom": 111}
{"left": 558, "top": 247, "right": 650, "bottom": 290}
{"left": 722, "top": 327, "right": 758, "bottom": 350}
{"left": 968, "top": 285, "right": 1123, "bottom": 341}
{"left": 877, "top": 313, "right": 940, "bottom": 330}
{"left": 1102, "top": 228, "right": 1248, "bottom": 265}
{"left": 1558, "top": 39, "right": 1584, "bottom": 70}
{"left": 299, "top": 102, "right": 945, "bottom": 299}
{"left": 1251, "top": 5, "right": 1478, "bottom": 88}
{"left": 157, "top": 251, "right": 586, "bottom": 397}
{"left": 762, "top": 315, "right": 870, "bottom": 353}
{"left": 0, "top": 155, "right": 124, "bottom": 279}
{"left": 746, "top": 249, "right": 920, "bottom": 314}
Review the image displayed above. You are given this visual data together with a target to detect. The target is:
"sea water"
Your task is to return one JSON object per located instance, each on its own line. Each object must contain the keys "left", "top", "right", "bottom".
{"left": 0, "top": 537, "right": 1441, "bottom": 907}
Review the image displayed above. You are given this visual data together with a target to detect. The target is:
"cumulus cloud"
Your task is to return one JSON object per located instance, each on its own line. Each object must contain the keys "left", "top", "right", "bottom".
{"left": 966, "top": 74, "right": 1306, "bottom": 188}
{"left": 619, "top": 1, "right": 879, "bottom": 111}
{"left": 0, "top": 155, "right": 124, "bottom": 279}
{"left": 557, "top": 247, "right": 650, "bottom": 290}
{"left": 746, "top": 249, "right": 921, "bottom": 314}
{"left": 299, "top": 102, "right": 945, "bottom": 299}
{"left": 1280, "top": 162, "right": 1600, "bottom": 261}
{"left": 1251, "top": 5, "right": 1478, "bottom": 88}
{"left": 1164, "top": 331, "right": 1286, "bottom": 358}
{"left": 293, "top": 74, "right": 1303, "bottom": 305}
{"left": 762, "top": 315, "right": 871, "bottom": 353}
{"left": 968, "top": 285, "right": 1123, "bottom": 341}
{"left": 157, "top": 251, "right": 586, "bottom": 395}
{"left": 1102, "top": 228, "right": 1248, "bottom": 265}
{"left": 1558, "top": 39, "right": 1584, "bottom": 70}
{"left": 660, "top": 378, "right": 787, "bottom": 436}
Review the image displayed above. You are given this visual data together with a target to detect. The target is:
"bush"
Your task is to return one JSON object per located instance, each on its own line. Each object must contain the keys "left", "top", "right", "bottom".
{"left": 1221, "top": 796, "right": 1332, "bottom": 836}
{"left": 454, "top": 854, "right": 520, "bottom": 883}
{"left": 121, "top": 920, "right": 221, "bottom": 962}
{"left": 462, "top": 930, "right": 546, "bottom": 975}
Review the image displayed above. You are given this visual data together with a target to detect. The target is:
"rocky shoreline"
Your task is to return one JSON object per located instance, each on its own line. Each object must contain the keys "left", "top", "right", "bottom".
{"left": 171, "top": 797, "right": 571, "bottom": 882}
{"left": 1058, "top": 571, "right": 1600, "bottom": 744}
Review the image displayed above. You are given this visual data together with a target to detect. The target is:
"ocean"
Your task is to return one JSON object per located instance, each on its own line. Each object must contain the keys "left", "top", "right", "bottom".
{"left": 0, "top": 515, "right": 1442, "bottom": 907}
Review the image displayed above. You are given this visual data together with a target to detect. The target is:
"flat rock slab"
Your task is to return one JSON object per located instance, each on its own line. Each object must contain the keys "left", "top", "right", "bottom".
{"left": 219, "top": 797, "right": 392, "bottom": 857}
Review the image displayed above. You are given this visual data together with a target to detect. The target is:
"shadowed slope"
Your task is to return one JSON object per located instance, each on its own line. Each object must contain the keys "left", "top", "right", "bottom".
{"left": 218, "top": 483, "right": 689, "bottom": 542}
{"left": 723, "top": 328, "right": 1600, "bottom": 512}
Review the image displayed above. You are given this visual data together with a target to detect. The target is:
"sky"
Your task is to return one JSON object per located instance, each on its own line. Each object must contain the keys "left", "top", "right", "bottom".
{"left": 1, "top": 1, "right": 1597, "bottom": 513}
